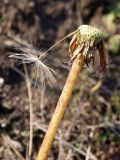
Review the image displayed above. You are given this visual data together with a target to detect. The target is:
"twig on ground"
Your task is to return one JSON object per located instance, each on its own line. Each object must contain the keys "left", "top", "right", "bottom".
{"left": 85, "top": 129, "right": 94, "bottom": 160}
{"left": 86, "top": 121, "right": 119, "bottom": 130}
{"left": 76, "top": 0, "right": 82, "bottom": 25}
{"left": 58, "top": 129, "right": 65, "bottom": 160}
{"left": 2, "top": 134, "right": 25, "bottom": 160}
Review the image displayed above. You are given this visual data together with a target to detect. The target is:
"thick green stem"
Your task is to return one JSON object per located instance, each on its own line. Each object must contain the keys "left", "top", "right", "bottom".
{"left": 36, "top": 56, "right": 84, "bottom": 160}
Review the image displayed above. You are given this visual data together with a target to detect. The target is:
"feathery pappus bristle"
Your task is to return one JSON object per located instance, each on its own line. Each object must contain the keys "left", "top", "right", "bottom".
{"left": 9, "top": 36, "right": 56, "bottom": 87}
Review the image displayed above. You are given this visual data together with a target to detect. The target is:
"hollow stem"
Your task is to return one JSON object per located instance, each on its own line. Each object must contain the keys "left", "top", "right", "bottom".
{"left": 36, "top": 55, "right": 84, "bottom": 160}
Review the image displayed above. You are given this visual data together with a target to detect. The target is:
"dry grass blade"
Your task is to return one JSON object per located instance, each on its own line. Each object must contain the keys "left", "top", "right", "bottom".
{"left": 1, "top": 134, "right": 25, "bottom": 160}
{"left": 85, "top": 129, "right": 94, "bottom": 160}
{"left": 24, "top": 64, "right": 33, "bottom": 158}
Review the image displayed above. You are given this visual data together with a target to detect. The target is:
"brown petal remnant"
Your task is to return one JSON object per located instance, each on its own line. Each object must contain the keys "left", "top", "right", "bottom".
{"left": 69, "top": 25, "right": 107, "bottom": 72}
{"left": 97, "top": 40, "right": 107, "bottom": 73}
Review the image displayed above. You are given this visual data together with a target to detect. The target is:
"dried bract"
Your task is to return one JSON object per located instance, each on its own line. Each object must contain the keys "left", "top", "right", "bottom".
{"left": 69, "top": 25, "right": 107, "bottom": 72}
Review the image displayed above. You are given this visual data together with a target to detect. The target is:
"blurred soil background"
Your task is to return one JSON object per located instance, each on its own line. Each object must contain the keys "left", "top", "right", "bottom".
{"left": 0, "top": 0, "right": 120, "bottom": 160}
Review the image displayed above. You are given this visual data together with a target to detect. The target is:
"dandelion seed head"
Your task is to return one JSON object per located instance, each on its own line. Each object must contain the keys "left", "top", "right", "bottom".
{"left": 69, "top": 25, "right": 107, "bottom": 72}
{"left": 78, "top": 25, "right": 104, "bottom": 45}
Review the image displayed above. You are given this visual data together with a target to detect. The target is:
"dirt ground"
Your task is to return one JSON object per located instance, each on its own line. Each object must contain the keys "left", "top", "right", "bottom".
{"left": 0, "top": 0, "right": 120, "bottom": 160}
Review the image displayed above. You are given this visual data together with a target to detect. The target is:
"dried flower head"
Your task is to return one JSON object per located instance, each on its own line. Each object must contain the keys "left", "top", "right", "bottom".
{"left": 69, "top": 25, "right": 107, "bottom": 72}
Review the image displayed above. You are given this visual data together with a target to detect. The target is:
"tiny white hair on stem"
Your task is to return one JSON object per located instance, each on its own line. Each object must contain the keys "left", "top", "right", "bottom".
{"left": 9, "top": 36, "right": 56, "bottom": 87}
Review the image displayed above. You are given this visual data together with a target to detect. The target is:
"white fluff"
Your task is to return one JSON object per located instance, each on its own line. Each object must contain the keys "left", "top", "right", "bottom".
{"left": 9, "top": 36, "right": 56, "bottom": 87}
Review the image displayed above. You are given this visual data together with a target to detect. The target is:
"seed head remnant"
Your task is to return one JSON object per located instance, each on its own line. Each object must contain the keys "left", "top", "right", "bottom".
{"left": 69, "top": 25, "right": 107, "bottom": 72}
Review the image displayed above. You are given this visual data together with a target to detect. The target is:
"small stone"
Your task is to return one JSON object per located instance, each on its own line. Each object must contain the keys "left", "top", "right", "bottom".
{"left": 0, "top": 77, "right": 4, "bottom": 87}
{"left": 1, "top": 123, "right": 6, "bottom": 128}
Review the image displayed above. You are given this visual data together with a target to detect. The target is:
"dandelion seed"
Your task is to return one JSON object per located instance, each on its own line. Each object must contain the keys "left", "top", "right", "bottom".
{"left": 9, "top": 36, "right": 56, "bottom": 87}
